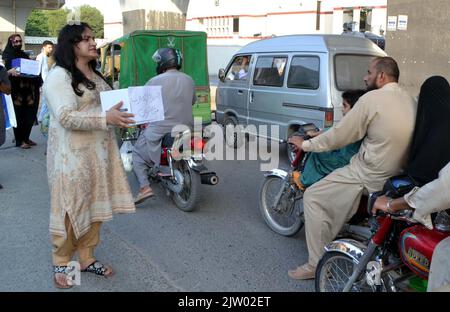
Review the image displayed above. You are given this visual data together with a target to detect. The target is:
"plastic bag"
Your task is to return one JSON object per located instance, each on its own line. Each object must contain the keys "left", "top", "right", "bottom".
{"left": 120, "top": 141, "right": 134, "bottom": 172}
{"left": 2, "top": 93, "right": 16, "bottom": 129}
{"left": 40, "top": 110, "right": 50, "bottom": 138}
{"left": 38, "top": 100, "right": 48, "bottom": 122}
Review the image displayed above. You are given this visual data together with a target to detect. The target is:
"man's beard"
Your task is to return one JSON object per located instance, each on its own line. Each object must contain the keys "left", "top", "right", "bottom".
{"left": 366, "top": 82, "right": 377, "bottom": 91}
{"left": 13, "top": 45, "right": 22, "bottom": 51}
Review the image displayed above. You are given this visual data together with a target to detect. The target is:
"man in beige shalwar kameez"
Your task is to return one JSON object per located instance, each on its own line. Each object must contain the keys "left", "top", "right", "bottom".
{"left": 288, "top": 57, "right": 417, "bottom": 279}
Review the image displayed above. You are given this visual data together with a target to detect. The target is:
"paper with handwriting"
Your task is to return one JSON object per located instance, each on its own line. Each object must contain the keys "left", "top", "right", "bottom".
{"left": 100, "top": 86, "right": 165, "bottom": 125}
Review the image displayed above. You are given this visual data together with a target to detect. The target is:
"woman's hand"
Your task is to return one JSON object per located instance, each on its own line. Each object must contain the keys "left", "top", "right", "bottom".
{"left": 106, "top": 102, "right": 135, "bottom": 128}
{"left": 288, "top": 135, "right": 304, "bottom": 150}
{"left": 7, "top": 68, "right": 20, "bottom": 77}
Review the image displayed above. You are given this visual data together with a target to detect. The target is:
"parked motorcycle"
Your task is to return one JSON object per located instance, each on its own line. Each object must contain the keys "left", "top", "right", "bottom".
{"left": 315, "top": 182, "right": 450, "bottom": 292}
{"left": 258, "top": 123, "right": 318, "bottom": 236}
{"left": 119, "top": 127, "right": 219, "bottom": 212}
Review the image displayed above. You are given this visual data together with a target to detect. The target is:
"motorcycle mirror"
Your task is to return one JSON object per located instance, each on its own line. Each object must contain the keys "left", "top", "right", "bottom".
{"left": 218, "top": 68, "right": 225, "bottom": 82}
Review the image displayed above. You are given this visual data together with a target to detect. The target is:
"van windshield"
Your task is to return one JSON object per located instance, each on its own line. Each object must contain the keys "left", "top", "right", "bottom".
{"left": 335, "top": 54, "right": 376, "bottom": 91}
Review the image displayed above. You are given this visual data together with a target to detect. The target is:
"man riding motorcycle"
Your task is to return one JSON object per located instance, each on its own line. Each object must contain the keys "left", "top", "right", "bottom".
{"left": 132, "top": 48, "right": 196, "bottom": 204}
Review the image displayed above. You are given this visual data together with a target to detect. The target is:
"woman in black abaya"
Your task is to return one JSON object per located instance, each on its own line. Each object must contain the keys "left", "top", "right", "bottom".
{"left": 2, "top": 34, "right": 42, "bottom": 149}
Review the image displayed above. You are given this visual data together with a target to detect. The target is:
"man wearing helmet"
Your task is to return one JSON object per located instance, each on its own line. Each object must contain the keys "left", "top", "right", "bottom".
{"left": 132, "top": 48, "right": 196, "bottom": 204}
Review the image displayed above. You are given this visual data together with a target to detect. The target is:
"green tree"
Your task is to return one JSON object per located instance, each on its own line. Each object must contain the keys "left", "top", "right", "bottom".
{"left": 24, "top": 6, "right": 104, "bottom": 39}
{"left": 25, "top": 9, "right": 49, "bottom": 36}
{"left": 78, "top": 5, "right": 104, "bottom": 38}
{"left": 47, "top": 9, "right": 70, "bottom": 37}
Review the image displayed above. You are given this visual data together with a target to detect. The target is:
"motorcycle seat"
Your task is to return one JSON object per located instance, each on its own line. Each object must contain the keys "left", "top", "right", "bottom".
{"left": 161, "top": 133, "right": 174, "bottom": 148}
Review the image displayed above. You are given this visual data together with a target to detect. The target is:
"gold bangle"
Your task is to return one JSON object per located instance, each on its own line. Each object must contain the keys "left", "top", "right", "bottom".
{"left": 386, "top": 198, "right": 394, "bottom": 213}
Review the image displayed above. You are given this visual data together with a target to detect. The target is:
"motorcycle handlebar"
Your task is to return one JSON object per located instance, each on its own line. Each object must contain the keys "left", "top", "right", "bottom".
{"left": 368, "top": 192, "right": 415, "bottom": 220}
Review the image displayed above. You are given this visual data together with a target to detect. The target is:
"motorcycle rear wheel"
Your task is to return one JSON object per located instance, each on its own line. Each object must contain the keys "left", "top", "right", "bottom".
{"left": 259, "top": 176, "right": 304, "bottom": 236}
{"left": 171, "top": 160, "right": 201, "bottom": 212}
{"left": 315, "top": 251, "right": 388, "bottom": 292}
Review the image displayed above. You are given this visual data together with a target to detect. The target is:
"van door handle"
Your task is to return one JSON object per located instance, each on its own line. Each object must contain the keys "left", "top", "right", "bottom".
{"left": 249, "top": 91, "right": 254, "bottom": 103}
{"left": 237, "top": 90, "right": 244, "bottom": 94}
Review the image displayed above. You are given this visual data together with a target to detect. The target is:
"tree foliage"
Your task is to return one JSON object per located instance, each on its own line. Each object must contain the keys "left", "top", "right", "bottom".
{"left": 25, "top": 9, "right": 49, "bottom": 36}
{"left": 47, "top": 9, "right": 70, "bottom": 37}
{"left": 79, "top": 5, "right": 104, "bottom": 38}
{"left": 24, "top": 5, "right": 104, "bottom": 38}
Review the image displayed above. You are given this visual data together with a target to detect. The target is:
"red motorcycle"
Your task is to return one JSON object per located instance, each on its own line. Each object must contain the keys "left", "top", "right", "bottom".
{"left": 259, "top": 123, "right": 372, "bottom": 240}
{"left": 119, "top": 128, "right": 219, "bottom": 212}
{"left": 258, "top": 123, "right": 318, "bottom": 236}
{"left": 315, "top": 183, "right": 450, "bottom": 292}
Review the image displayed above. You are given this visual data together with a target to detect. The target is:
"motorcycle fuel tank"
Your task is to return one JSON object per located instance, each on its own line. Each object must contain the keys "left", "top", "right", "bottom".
{"left": 399, "top": 225, "right": 450, "bottom": 278}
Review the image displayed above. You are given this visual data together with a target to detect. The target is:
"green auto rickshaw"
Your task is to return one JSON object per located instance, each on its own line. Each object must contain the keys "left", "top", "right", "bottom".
{"left": 100, "top": 30, "right": 211, "bottom": 125}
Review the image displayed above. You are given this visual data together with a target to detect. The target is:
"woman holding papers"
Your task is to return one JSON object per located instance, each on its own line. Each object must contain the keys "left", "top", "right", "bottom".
{"left": 2, "top": 34, "right": 42, "bottom": 149}
{"left": 43, "top": 23, "right": 136, "bottom": 288}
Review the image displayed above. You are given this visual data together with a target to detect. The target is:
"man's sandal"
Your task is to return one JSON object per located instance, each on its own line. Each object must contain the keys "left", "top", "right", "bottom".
{"left": 81, "top": 261, "right": 114, "bottom": 277}
{"left": 53, "top": 266, "right": 73, "bottom": 289}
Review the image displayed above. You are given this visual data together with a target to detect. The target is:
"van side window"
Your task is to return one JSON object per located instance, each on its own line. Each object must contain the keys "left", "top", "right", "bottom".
{"left": 225, "top": 55, "right": 252, "bottom": 81}
{"left": 287, "top": 56, "right": 320, "bottom": 90}
{"left": 335, "top": 54, "right": 374, "bottom": 91}
{"left": 253, "top": 56, "right": 287, "bottom": 87}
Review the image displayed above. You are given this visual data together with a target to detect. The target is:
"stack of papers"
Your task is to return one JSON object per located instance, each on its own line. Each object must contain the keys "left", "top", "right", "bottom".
{"left": 100, "top": 86, "right": 165, "bottom": 125}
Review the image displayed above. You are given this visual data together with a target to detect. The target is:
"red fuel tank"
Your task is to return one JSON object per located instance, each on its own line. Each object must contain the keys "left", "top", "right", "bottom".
{"left": 399, "top": 225, "right": 450, "bottom": 278}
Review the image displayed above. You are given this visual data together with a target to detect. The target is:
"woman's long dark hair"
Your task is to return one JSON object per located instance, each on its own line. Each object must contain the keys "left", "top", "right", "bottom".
{"left": 54, "top": 22, "right": 106, "bottom": 96}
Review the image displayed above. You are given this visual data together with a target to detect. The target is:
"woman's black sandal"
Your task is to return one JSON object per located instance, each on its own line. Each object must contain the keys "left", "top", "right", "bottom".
{"left": 53, "top": 266, "right": 73, "bottom": 289}
{"left": 81, "top": 261, "right": 113, "bottom": 277}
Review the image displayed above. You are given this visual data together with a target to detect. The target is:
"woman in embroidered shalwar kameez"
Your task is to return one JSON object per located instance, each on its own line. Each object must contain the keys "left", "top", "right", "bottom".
{"left": 43, "top": 23, "right": 136, "bottom": 288}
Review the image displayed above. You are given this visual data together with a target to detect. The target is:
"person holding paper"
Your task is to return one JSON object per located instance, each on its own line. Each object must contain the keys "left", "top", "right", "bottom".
{"left": 43, "top": 23, "right": 136, "bottom": 288}
{"left": 0, "top": 64, "right": 12, "bottom": 190}
{"left": 132, "top": 48, "right": 196, "bottom": 204}
{"left": 2, "top": 34, "right": 42, "bottom": 149}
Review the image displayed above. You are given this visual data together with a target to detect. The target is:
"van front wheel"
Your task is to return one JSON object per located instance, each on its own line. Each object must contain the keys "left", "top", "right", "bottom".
{"left": 223, "top": 116, "right": 243, "bottom": 149}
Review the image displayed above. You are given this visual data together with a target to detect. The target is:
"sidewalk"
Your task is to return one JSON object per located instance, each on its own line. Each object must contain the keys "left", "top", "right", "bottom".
{"left": 0, "top": 126, "right": 179, "bottom": 291}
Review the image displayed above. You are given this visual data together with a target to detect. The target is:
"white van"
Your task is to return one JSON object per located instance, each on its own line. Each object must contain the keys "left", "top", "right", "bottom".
{"left": 215, "top": 35, "right": 386, "bottom": 159}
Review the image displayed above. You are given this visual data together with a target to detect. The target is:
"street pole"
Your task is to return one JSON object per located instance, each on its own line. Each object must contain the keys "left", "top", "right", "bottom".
{"left": 12, "top": 0, "right": 17, "bottom": 33}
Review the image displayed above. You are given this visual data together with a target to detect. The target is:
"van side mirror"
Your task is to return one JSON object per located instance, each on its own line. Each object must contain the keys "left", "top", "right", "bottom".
{"left": 218, "top": 68, "right": 225, "bottom": 82}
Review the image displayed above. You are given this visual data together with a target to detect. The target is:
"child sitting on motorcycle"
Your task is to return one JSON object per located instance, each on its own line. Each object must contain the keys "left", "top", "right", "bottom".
{"left": 290, "top": 89, "right": 366, "bottom": 190}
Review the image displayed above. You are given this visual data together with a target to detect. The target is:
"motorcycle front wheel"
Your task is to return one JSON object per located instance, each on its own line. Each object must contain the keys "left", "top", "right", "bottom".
{"left": 171, "top": 160, "right": 201, "bottom": 212}
{"left": 315, "top": 251, "right": 388, "bottom": 292}
{"left": 259, "top": 176, "right": 304, "bottom": 236}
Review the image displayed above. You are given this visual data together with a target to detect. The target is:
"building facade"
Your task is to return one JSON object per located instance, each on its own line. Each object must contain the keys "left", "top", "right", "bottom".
{"left": 386, "top": 0, "right": 450, "bottom": 95}
{"left": 186, "top": 0, "right": 387, "bottom": 46}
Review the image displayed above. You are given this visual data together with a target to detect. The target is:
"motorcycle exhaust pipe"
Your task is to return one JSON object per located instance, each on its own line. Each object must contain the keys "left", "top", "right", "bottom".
{"left": 201, "top": 172, "right": 219, "bottom": 185}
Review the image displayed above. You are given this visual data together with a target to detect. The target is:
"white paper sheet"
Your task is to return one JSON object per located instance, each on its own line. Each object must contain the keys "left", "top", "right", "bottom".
{"left": 100, "top": 88, "right": 130, "bottom": 112}
{"left": 100, "top": 86, "right": 165, "bottom": 125}
{"left": 128, "top": 86, "right": 165, "bottom": 124}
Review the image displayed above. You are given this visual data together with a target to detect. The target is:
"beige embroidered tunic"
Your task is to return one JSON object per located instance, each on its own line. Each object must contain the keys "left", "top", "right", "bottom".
{"left": 44, "top": 66, "right": 135, "bottom": 239}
